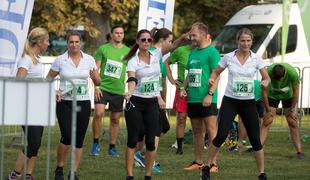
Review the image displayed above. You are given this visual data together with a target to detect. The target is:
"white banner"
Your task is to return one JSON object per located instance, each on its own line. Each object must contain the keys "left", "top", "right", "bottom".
{"left": 138, "top": 0, "right": 175, "bottom": 31}
{"left": 0, "top": 79, "right": 56, "bottom": 126}
{"left": 0, "top": 0, "right": 34, "bottom": 76}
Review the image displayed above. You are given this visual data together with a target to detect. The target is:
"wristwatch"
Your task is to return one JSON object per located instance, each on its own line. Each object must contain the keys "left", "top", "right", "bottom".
{"left": 208, "top": 91, "right": 214, "bottom": 96}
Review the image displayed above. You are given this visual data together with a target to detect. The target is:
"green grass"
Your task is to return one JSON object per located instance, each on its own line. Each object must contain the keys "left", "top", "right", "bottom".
{"left": 1, "top": 114, "right": 310, "bottom": 180}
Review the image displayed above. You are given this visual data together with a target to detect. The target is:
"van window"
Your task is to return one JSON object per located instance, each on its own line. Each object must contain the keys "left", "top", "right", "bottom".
{"left": 265, "top": 25, "right": 297, "bottom": 58}
{"left": 213, "top": 24, "right": 273, "bottom": 54}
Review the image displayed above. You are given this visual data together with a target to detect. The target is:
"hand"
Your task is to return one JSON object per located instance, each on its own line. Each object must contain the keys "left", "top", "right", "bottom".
{"left": 90, "top": 68, "right": 100, "bottom": 84}
{"left": 56, "top": 90, "right": 63, "bottom": 102}
{"left": 261, "top": 80, "right": 269, "bottom": 89}
{"left": 202, "top": 95, "right": 212, "bottom": 107}
{"left": 124, "top": 91, "right": 132, "bottom": 101}
{"left": 179, "top": 89, "right": 187, "bottom": 98}
{"left": 208, "top": 78, "right": 215, "bottom": 87}
{"left": 94, "top": 88, "right": 103, "bottom": 101}
{"left": 288, "top": 109, "right": 298, "bottom": 122}
{"left": 158, "top": 97, "right": 166, "bottom": 109}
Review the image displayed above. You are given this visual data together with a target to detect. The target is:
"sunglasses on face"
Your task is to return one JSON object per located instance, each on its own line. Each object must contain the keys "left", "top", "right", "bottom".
{"left": 140, "top": 38, "right": 153, "bottom": 43}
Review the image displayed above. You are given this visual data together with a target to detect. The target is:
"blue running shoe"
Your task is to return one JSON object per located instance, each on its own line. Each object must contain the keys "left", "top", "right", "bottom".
{"left": 152, "top": 163, "right": 161, "bottom": 173}
{"left": 134, "top": 151, "right": 145, "bottom": 168}
{"left": 108, "top": 147, "right": 119, "bottom": 157}
{"left": 90, "top": 143, "right": 100, "bottom": 156}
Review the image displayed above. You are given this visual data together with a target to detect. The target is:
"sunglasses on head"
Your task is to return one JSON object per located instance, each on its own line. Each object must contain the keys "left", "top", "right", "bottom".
{"left": 140, "top": 38, "right": 153, "bottom": 43}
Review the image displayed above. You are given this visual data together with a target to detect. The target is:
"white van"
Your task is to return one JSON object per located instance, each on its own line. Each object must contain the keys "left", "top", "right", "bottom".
{"left": 212, "top": 2, "right": 310, "bottom": 108}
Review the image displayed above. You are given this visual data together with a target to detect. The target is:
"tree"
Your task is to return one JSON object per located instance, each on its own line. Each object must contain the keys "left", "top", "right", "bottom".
{"left": 30, "top": 0, "right": 138, "bottom": 53}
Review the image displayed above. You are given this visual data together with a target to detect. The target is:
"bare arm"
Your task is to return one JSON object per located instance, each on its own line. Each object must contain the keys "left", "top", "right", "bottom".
{"left": 164, "top": 59, "right": 180, "bottom": 85}
{"left": 291, "top": 83, "right": 299, "bottom": 109}
{"left": 16, "top": 68, "right": 28, "bottom": 78}
{"left": 259, "top": 68, "right": 271, "bottom": 112}
{"left": 161, "top": 33, "right": 189, "bottom": 55}
{"left": 46, "top": 69, "right": 59, "bottom": 79}
{"left": 124, "top": 71, "right": 136, "bottom": 100}
{"left": 208, "top": 65, "right": 225, "bottom": 87}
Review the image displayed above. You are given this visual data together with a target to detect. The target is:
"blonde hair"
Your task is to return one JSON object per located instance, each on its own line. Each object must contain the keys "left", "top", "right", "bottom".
{"left": 23, "top": 27, "right": 48, "bottom": 64}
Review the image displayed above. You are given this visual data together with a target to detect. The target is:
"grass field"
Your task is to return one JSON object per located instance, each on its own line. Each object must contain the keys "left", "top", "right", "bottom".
{"left": 1, "top": 114, "right": 310, "bottom": 180}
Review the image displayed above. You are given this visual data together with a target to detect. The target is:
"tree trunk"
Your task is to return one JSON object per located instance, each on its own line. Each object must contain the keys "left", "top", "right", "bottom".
{"left": 85, "top": 10, "right": 110, "bottom": 53}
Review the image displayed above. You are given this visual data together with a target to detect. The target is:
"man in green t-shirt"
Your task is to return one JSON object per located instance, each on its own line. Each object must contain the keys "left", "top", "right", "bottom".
{"left": 91, "top": 25, "right": 130, "bottom": 157}
{"left": 165, "top": 45, "right": 191, "bottom": 155}
{"left": 180, "top": 22, "right": 220, "bottom": 172}
{"left": 261, "top": 63, "right": 305, "bottom": 159}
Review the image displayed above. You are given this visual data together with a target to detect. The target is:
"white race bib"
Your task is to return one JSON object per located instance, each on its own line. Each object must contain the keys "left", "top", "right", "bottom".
{"left": 232, "top": 77, "right": 254, "bottom": 97}
{"left": 139, "top": 77, "right": 160, "bottom": 96}
{"left": 104, "top": 59, "right": 123, "bottom": 79}
{"left": 188, "top": 68, "right": 202, "bottom": 87}
{"left": 64, "top": 79, "right": 89, "bottom": 100}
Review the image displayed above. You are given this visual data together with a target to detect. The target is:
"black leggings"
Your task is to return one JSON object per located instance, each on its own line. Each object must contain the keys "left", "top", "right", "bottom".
{"left": 56, "top": 100, "right": 91, "bottom": 148}
{"left": 22, "top": 126, "right": 44, "bottom": 158}
{"left": 212, "top": 96, "right": 263, "bottom": 151}
{"left": 125, "top": 96, "right": 159, "bottom": 151}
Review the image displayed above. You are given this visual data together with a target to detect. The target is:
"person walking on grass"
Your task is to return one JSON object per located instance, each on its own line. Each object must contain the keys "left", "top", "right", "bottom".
{"left": 47, "top": 30, "right": 101, "bottom": 180}
{"left": 123, "top": 29, "right": 188, "bottom": 180}
{"left": 260, "top": 63, "right": 305, "bottom": 160}
{"left": 201, "top": 28, "right": 270, "bottom": 180}
{"left": 180, "top": 22, "right": 220, "bottom": 173}
{"left": 90, "top": 25, "right": 130, "bottom": 157}
{"left": 165, "top": 44, "right": 192, "bottom": 155}
{"left": 8, "top": 27, "right": 49, "bottom": 180}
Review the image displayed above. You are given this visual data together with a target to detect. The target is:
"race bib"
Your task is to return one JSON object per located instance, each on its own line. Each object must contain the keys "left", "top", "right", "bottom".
{"left": 232, "top": 77, "right": 254, "bottom": 97}
{"left": 65, "top": 79, "right": 89, "bottom": 100}
{"left": 104, "top": 59, "right": 123, "bottom": 79}
{"left": 188, "top": 69, "right": 202, "bottom": 87}
{"left": 139, "top": 77, "right": 159, "bottom": 96}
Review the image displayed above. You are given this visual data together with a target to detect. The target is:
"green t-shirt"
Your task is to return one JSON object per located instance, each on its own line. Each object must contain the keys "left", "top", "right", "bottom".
{"left": 93, "top": 43, "right": 130, "bottom": 95}
{"left": 187, "top": 45, "right": 220, "bottom": 103}
{"left": 267, "top": 63, "right": 299, "bottom": 100}
{"left": 169, "top": 45, "right": 191, "bottom": 88}
{"left": 254, "top": 80, "right": 261, "bottom": 101}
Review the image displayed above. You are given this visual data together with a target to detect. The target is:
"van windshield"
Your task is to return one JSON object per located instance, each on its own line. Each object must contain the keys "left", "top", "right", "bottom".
{"left": 213, "top": 24, "right": 273, "bottom": 54}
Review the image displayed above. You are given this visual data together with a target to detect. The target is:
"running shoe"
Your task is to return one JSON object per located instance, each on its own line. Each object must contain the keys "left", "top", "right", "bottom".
{"left": 171, "top": 140, "right": 178, "bottom": 149}
{"left": 297, "top": 152, "right": 305, "bottom": 160}
{"left": 258, "top": 173, "right": 267, "bottom": 180}
{"left": 25, "top": 174, "right": 34, "bottom": 180}
{"left": 200, "top": 165, "right": 210, "bottom": 180}
{"left": 183, "top": 161, "right": 204, "bottom": 170}
{"left": 108, "top": 147, "right": 119, "bottom": 157}
{"left": 68, "top": 173, "right": 79, "bottom": 180}
{"left": 54, "top": 168, "right": 64, "bottom": 180}
{"left": 7, "top": 171, "right": 21, "bottom": 180}
{"left": 152, "top": 163, "right": 161, "bottom": 173}
{"left": 90, "top": 143, "right": 100, "bottom": 156}
{"left": 134, "top": 151, "right": 145, "bottom": 168}
{"left": 176, "top": 148, "right": 183, "bottom": 155}
{"left": 210, "top": 164, "right": 219, "bottom": 173}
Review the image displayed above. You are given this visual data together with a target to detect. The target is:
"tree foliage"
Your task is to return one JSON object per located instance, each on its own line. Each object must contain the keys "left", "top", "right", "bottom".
{"left": 30, "top": 0, "right": 138, "bottom": 49}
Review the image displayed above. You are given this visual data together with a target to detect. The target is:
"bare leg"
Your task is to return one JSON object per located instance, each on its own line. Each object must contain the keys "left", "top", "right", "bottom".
{"left": 92, "top": 104, "right": 105, "bottom": 140}
{"left": 204, "top": 115, "right": 217, "bottom": 165}
{"left": 144, "top": 150, "right": 156, "bottom": 176}
{"left": 56, "top": 143, "right": 70, "bottom": 167}
{"left": 109, "top": 112, "right": 122, "bottom": 145}
{"left": 254, "top": 149, "right": 265, "bottom": 173}
{"left": 125, "top": 147, "right": 135, "bottom": 176}
{"left": 190, "top": 118, "right": 205, "bottom": 164}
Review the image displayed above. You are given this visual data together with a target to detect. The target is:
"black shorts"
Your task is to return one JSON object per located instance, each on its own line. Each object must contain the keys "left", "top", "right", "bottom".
{"left": 268, "top": 98, "right": 292, "bottom": 108}
{"left": 94, "top": 90, "right": 124, "bottom": 112}
{"left": 188, "top": 103, "right": 218, "bottom": 119}
{"left": 256, "top": 100, "right": 264, "bottom": 118}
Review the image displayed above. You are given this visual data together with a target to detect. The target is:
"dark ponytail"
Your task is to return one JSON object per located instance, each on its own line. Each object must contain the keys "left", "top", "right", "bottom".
{"left": 123, "top": 43, "right": 139, "bottom": 61}
{"left": 123, "top": 29, "right": 151, "bottom": 61}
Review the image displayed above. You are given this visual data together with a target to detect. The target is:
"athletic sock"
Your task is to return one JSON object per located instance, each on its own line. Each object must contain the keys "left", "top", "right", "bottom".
{"left": 93, "top": 138, "right": 99, "bottom": 144}
{"left": 144, "top": 176, "right": 151, "bottom": 180}
{"left": 177, "top": 137, "right": 184, "bottom": 149}
{"left": 109, "top": 144, "right": 115, "bottom": 149}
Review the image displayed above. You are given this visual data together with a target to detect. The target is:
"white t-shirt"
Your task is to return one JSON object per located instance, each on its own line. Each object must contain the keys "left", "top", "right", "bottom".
{"left": 219, "top": 50, "right": 266, "bottom": 100}
{"left": 126, "top": 48, "right": 162, "bottom": 98}
{"left": 17, "top": 54, "right": 44, "bottom": 78}
{"left": 51, "top": 51, "right": 97, "bottom": 101}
